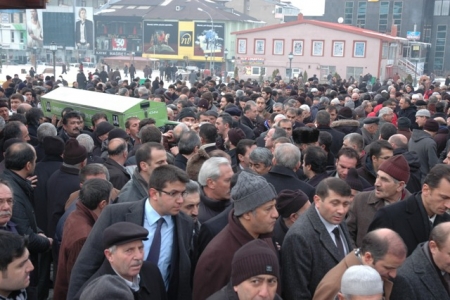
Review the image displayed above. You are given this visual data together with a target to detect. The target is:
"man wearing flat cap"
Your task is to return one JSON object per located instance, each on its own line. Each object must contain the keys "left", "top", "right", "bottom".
{"left": 207, "top": 239, "right": 283, "bottom": 300}
{"left": 193, "top": 170, "right": 280, "bottom": 300}
{"left": 274, "top": 189, "right": 310, "bottom": 246}
{"left": 347, "top": 155, "right": 411, "bottom": 248}
{"left": 361, "top": 117, "right": 379, "bottom": 148}
{"left": 68, "top": 165, "right": 193, "bottom": 300}
{"left": 74, "top": 222, "right": 167, "bottom": 300}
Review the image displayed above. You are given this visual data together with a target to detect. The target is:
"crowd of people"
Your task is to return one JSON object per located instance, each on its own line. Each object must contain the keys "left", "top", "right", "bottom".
{"left": 1, "top": 69, "right": 450, "bottom": 300}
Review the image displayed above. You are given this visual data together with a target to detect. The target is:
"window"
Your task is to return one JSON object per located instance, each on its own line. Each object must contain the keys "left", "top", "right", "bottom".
{"left": 382, "top": 42, "right": 389, "bottom": 59}
{"left": 379, "top": 2, "right": 389, "bottom": 32}
{"left": 393, "top": 2, "right": 402, "bottom": 34}
{"left": 252, "top": 67, "right": 261, "bottom": 75}
{"left": 434, "top": 0, "right": 450, "bottom": 15}
{"left": 357, "top": 1, "right": 366, "bottom": 28}
{"left": 20, "top": 32, "right": 24, "bottom": 43}
{"left": 434, "top": 25, "right": 446, "bottom": 70}
{"left": 347, "top": 67, "right": 364, "bottom": 80}
{"left": 10, "top": 31, "right": 14, "bottom": 43}
{"left": 344, "top": 2, "right": 353, "bottom": 25}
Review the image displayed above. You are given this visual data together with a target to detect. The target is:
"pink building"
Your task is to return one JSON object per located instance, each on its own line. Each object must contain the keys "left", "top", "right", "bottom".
{"left": 232, "top": 14, "right": 408, "bottom": 82}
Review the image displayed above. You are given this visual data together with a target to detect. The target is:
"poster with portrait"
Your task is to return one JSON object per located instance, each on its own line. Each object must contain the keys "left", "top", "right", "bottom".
{"left": 238, "top": 39, "right": 246, "bottom": 54}
{"left": 312, "top": 40, "right": 323, "bottom": 56}
{"left": 255, "top": 39, "right": 265, "bottom": 55}
{"left": 354, "top": 42, "right": 366, "bottom": 57}
{"left": 194, "top": 22, "right": 225, "bottom": 57}
{"left": 75, "top": 7, "right": 94, "bottom": 50}
{"left": 26, "top": 9, "right": 43, "bottom": 49}
{"left": 143, "top": 21, "right": 179, "bottom": 55}
{"left": 273, "top": 40, "right": 283, "bottom": 55}
{"left": 333, "top": 41, "right": 344, "bottom": 57}
{"left": 292, "top": 40, "right": 303, "bottom": 55}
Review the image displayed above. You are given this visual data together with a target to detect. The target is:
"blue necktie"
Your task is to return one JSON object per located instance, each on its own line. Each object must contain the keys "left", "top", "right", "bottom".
{"left": 147, "top": 218, "right": 164, "bottom": 264}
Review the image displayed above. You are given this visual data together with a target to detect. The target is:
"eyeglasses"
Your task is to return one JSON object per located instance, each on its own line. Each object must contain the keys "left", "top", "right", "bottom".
{"left": 157, "top": 189, "right": 187, "bottom": 198}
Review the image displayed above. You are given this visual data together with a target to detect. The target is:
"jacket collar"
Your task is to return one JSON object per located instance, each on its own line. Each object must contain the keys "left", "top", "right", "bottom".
{"left": 60, "top": 163, "right": 81, "bottom": 175}
{"left": 269, "top": 165, "right": 296, "bottom": 178}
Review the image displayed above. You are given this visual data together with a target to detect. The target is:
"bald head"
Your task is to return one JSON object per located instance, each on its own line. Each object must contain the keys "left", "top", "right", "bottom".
{"left": 388, "top": 134, "right": 408, "bottom": 150}
{"left": 361, "top": 229, "right": 407, "bottom": 262}
{"left": 17, "top": 103, "right": 32, "bottom": 114}
{"left": 430, "top": 222, "right": 450, "bottom": 249}
{"left": 107, "top": 138, "right": 127, "bottom": 157}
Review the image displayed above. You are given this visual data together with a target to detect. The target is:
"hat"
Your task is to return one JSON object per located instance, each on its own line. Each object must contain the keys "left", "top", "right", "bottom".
{"left": 363, "top": 117, "right": 379, "bottom": 125}
{"left": 341, "top": 265, "right": 383, "bottom": 296}
{"left": 63, "top": 138, "right": 87, "bottom": 165}
{"left": 227, "top": 128, "right": 245, "bottom": 147}
{"left": 103, "top": 222, "right": 149, "bottom": 250}
{"left": 178, "top": 108, "right": 196, "bottom": 121}
{"left": 231, "top": 239, "right": 280, "bottom": 286}
{"left": 95, "top": 121, "right": 115, "bottom": 137}
{"left": 206, "top": 110, "right": 218, "bottom": 118}
{"left": 225, "top": 106, "right": 242, "bottom": 117}
{"left": 79, "top": 275, "right": 134, "bottom": 300}
{"left": 378, "top": 155, "right": 410, "bottom": 183}
{"left": 43, "top": 136, "right": 65, "bottom": 156}
{"left": 415, "top": 109, "right": 430, "bottom": 117}
{"left": 338, "top": 107, "right": 353, "bottom": 119}
{"left": 276, "top": 189, "right": 309, "bottom": 218}
{"left": 345, "top": 168, "right": 363, "bottom": 191}
{"left": 397, "top": 117, "right": 411, "bottom": 129}
{"left": 415, "top": 100, "right": 427, "bottom": 106}
{"left": 232, "top": 171, "right": 277, "bottom": 216}
{"left": 292, "top": 127, "right": 319, "bottom": 145}
{"left": 310, "top": 88, "right": 318, "bottom": 93}
{"left": 108, "top": 128, "right": 129, "bottom": 141}
{"left": 423, "top": 119, "right": 439, "bottom": 132}
{"left": 198, "top": 99, "right": 209, "bottom": 109}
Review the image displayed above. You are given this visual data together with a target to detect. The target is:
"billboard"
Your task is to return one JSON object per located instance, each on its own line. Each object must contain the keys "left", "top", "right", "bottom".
{"left": 194, "top": 22, "right": 224, "bottom": 57}
{"left": 75, "top": 7, "right": 94, "bottom": 50}
{"left": 95, "top": 18, "right": 142, "bottom": 56}
{"left": 143, "top": 21, "right": 179, "bottom": 55}
{"left": 42, "top": 12, "right": 74, "bottom": 47}
{"left": 26, "top": 9, "right": 43, "bottom": 48}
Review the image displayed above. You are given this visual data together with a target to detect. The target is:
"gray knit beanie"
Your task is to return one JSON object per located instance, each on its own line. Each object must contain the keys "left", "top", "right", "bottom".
{"left": 232, "top": 171, "right": 277, "bottom": 216}
{"left": 80, "top": 275, "right": 134, "bottom": 300}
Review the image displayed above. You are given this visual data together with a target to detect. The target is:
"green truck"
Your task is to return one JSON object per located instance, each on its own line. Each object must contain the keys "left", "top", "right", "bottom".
{"left": 40, "top": 87, "right": 176, "bottom": 128}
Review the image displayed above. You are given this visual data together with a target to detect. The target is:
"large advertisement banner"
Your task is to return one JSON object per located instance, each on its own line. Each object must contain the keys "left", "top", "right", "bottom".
{"left": 26, "top": 9, "right": 43, "bottom": 48}
{"left": 194, "top": 22, "right": 224, "bottom": 57}
{"left": 143, "top": 21, "right": 179, "bottom": 55}
{"left": 42, "top": 12, "right": 74, "bottom": 47}
{"left": 75, "top": 7, "right": 94, "bottom": 50}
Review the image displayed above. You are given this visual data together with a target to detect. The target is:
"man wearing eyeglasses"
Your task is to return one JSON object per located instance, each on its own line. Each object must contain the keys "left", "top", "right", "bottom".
{"left": 68, "top": 164, "right": 193, "bottom": 300}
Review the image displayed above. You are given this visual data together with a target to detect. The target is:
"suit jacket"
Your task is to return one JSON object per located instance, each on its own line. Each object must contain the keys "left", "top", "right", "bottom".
{"left": 317, "top": 125, "right": 345, "bottom": 157}
{"left": 347, "top": 189, "right": 411, "bottom": 248}
{"left": 75, "top": 19, "right": 93, "bottom": 49}
{"left": 74, "top": 260, "right": 168, "bottom": 300}
{"left": 103, "top": 157, "right": 131, "bottom": 190}
{"left": 263, "top": 165, "right": 315, "bottom": 201}
{"left": 368, "top": 193, "right": 450, "bottom": 256}
{"left": 313, "top": 251, "right": 393, "bottom": 300}
{"left": 390, "top": 242, "right": 450, "bottom": 300}
{"left": 67, "top": 199, "right": 193, "bottom": 300}
{"left": 282, "top": 205, "right": 353, "bottom": 300}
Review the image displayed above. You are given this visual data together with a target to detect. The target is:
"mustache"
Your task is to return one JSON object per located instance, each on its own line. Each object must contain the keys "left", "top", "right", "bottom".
{"left": 0, "top": 211, "right": 12, "bottom": 217}
{"left": 131, "top": 260, "right": 143, "bottom": 267}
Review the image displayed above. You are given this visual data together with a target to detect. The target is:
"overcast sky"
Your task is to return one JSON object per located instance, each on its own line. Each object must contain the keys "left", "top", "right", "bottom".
{"left": 289, "top": 0, "right": 326, "bottom": 16}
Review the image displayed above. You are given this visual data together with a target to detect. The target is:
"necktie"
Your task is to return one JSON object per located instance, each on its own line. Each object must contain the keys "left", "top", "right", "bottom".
{"left": 147, "top": 218, "right": 164, "bottom": 264}
{"left": 332, "top": 227, "right": 345, "bottom": 259}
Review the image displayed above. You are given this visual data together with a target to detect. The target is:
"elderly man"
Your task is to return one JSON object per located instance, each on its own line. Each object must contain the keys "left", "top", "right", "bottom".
{"left": 369, "top": 164, "right": 450, "bottom": 256}
{"left": 361, "top": 117, "right": 379, "bottom": 147}
{"left": 207, "top": 239, "right": 282, "bottom": 300}
{"left": 390, "top": 222, "right": 450, "bottom": 299}
{"left": 0, "top": 180, "right": 16, "bottom": 233}
{"left": 197, "top": 157, "right": 233, "bottom": 224}
{"left": 103, "top": 138, "right": 131, "bottom": 190}
{"left": 74, "top": 222, "right": 167, "bottom": 300}
{"left": 193, "top": 171, "right": 279, "bottom": 300}
{"left": 338, "top": 266, "right": 384, "bottom": 300}
{"left": 314, "top": 229, "right": 407, "bottom": 300}
{"left": 348, "top": 155, "right": 411, "bottom": 247}
{"left": 282, "top": 178, "right": 354, "bottom": 300}
{"left": 0, "top": 232, "right": 35, "bottom": 299}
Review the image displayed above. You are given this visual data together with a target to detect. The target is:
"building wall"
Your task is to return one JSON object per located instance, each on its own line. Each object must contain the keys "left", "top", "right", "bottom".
{"left": 234, "top": 23, "right": 387, "bottom": 81}
{"left": 226, "top": 0, "right": 278, "bottom": 25}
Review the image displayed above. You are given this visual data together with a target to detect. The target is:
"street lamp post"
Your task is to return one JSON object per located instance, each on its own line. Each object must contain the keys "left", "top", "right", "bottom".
{"left": 204, "top": 54, "right": 208, "bottom": 79}
{"left": 50, "top": 42, "right": 57, "bottom": 79}
{"left": 224, "top": 48, "right": 228, "bottom": 78}
{"left": 288, "top": 52, "right": 293, "bottom": 81}
{"left": 231, "top": 56, "right": 235, "bottom": 78}
{"left": 33, "top": 46, "right": 37, "bottom": 73}
{"left": 197, "top": 7, "right": 214, "bottom": 77}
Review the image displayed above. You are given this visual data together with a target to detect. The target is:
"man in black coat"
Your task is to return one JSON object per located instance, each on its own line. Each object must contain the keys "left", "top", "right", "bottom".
{"left": 68, "top": 165, "right": 194, "bottom": 300}
{"left": 74, "top": 222, "right": 167, "bottom": 300}
{"left": 316, "top": 110, "right": 345, "bottom": 157}
{"left": 368, "top": 164, "right": 450, "bottom": 256}
{"left": 1, "top": 143, "right": 52, "bottom": 297}
{"left": 263, "top": 143, "right": 315, "bottom": 201}
{"left": 103, "top": 138, "right": 130, "bottom": 190}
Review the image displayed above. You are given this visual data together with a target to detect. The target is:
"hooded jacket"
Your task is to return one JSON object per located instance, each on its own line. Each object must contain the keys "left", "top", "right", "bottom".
{"left": 408, "top": 129, "right": 438, "bottom": 181}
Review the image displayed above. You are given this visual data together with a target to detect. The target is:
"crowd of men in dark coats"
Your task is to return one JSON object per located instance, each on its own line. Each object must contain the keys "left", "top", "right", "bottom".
{"left": 1, "top": 70, "right": 450, "bottom": 300}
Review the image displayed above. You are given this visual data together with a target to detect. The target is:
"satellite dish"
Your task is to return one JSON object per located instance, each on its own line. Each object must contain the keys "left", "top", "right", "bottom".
{"left": 338, "top": 17, "right": 344, "bottom": 24}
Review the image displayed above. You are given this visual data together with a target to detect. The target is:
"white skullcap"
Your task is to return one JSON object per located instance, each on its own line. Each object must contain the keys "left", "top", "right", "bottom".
{"left": 341, "top": 265, "right": 383, "bottom": 296}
